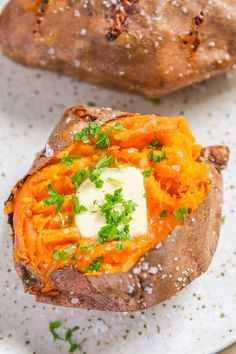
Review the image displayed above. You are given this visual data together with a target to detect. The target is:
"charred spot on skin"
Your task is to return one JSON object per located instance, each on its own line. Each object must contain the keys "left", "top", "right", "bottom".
{"left": 17, "top": 263, "right": 44, "bottom": 289}
{"left": 179, "top": 11, "right": 204, "bottom": 52}
{"left": 105, "top": 0, "right": 140, "bottom": 41}
{"left": 33, "top": 0, "right": 50, "bottom": 34}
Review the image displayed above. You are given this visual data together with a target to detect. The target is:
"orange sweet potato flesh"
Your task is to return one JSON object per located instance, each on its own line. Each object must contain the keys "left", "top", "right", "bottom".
{"left": 5, "top": 106, "right": 229, "bottom": 311}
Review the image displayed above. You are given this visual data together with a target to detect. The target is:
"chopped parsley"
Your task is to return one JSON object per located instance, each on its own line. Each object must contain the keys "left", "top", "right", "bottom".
{"left": 72, "top": 170, "right": 88, "bottom": 189}
{"left": 114, "top": 157, "right": 128, "bottom": 169}
{"left": 116, "top": 241, "right": 126, "bottom": 252}
{"left": 107, "top": 177, "right": 123, "bottom": 187}
{"left": 49, "top": 321, "right": 62, "bottom": 341}
{"left": 142, "top": 169, "right": 153, "bottom": 177}
{"left": 88, "top": 155, "right": 113, "bottom": 188}
{"left": 148, "top": 148, "right": 166, "bottom": 163}
{"left": 97, "top": 188, "right": 136, "bottom": 245}
{"left": 159, "top": 210, "right": 167, "bottom": 217}
{"left": 151, "top": 139, "right": 163, "bottom": 148}
{"left": 80, "top": 244, "right": 95, "bottom": 252}
{"left": 149, "top": 97, "right": 161, "bottom": 105}
{"left": 72, "top": 195, "right": 87, "bottom": 215}
{"left": 49, "top": 321, "right": 86, "bottom": 353}
{"left": 74, "top": 122, "right": 125, "bottom": 150}
{"left": 61, "top": 155, "right": 82, "bottom": 166}
{"left": 221, "top": 215, "right": 226, "bottom": 225}
{"left": 87, "top": 101, "right": 96, "bottom": 107}
{"left": 83, "top": 256, "right": 104, "bottom": 273}
{"left": 173, "top": 207, "right": 188, "bottom": 221}
{"left": 53, "top": 245, "right": 76, "bottom": 263}
{"left": 43, "top": 184, "right": 65, "bottom": 214}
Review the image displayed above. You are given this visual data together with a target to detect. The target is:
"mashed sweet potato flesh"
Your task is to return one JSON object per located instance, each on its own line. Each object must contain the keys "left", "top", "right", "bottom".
{"left": 9, "top": 116, "right": 210, "bottom": 292}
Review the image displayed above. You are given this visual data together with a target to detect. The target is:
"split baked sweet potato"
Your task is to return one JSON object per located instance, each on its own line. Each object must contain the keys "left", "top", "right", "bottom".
{"left": 0, "top": 1, "right": 236, "bottom": 97}
{"left": 5, "top": 106, "right": 229, "bottom": 311}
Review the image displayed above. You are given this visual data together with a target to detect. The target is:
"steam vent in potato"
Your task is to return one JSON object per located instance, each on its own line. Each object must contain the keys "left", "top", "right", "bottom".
{"left": 0, "top": 1, "right": 236, "bottom": 97}
{"left": 5, "top": 106, "right": 229, "bottom": 311}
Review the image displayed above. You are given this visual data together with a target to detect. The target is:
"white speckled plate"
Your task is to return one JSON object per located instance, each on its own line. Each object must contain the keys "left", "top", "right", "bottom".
{"left": 0, "top": 5, "right": 236, "bottom": 354}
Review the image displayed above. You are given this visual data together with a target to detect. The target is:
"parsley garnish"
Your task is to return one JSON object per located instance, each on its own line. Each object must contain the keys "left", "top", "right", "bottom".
{"left": 149, "top": 97, "right": 161, "bottom": 105}
{"left": 87, "top": 101, "right": 96, "bottom": 107}
{"left": 173, "top": 207, "right": 188, "bottom": 221}
{"left": 97, "top": 188, "right": 136, "bottom": 245}
{"left": 88, "top": 155, "right": 113, "bottom": 188}
{"left": 74, "top": 122, "right": 125, "bottom": 150}
{"left": 61, "top": 155, "right": 82, "bottom": 166}
{"left": 83, "top": 256, "right": 104, "bottom": 273}
{"left": 151, "top": 139, "right": 163, "bottom": 148}
{"left": 148, "top": 148, "right": 166, "bottom": 163}
{"left": 80, "top": 244, "right": 95, "bottom": 252}
{"left": 159, "top": 210, "right": 167, "bottom": 217}
{"left": 49, "top": 321, "right": 86, "bottom": 353}
{"left": 221, "top": 215, "right": 226, "bottom": 225}
{"left": 43, "top": 184, "right": 65, "bottom": 214}
{"left": 114, "top": 157, "right": 128, "bottom": 169}
{"left": 65, "top": 327, "right": 86, "bottom": 353}
{"left": 142, "top": 169, "right": 154, "bottom": 177}
{"left": 107, "top": 177, "right": 123, "bottom": 187}
{"left": 49, "top": 321, "right": 62, "bottom": 341}
{"left": 72, "top": 195, "right": 87, "bottom": 215}
{"left": 116, "top": 241, "right": 126, "bottom": 251}
{"left": 72, "top": 170, "right": 88, "bottom": 189}
{"left": 53, "top": 245, "right": 76, "bottom": 263}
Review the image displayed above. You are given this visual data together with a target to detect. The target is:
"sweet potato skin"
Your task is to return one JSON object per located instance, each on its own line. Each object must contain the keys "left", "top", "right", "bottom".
{"left": 7, "top": 106, "right": 229, "bottom": 312}
{"left": 0, "top": 1, "right": 236, "bottom": 97}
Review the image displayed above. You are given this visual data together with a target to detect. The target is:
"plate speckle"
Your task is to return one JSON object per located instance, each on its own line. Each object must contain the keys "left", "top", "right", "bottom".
{"left": 0, "top": 51, "right": 235, "bottom": 354}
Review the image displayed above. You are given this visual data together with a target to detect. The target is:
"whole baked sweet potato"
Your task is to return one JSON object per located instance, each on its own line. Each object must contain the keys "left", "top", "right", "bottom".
{"left": 0, "top": 1, "right": 236, "bottom": 97}
{"left": 5, "top": 106, "right": 229, "bottom": 311}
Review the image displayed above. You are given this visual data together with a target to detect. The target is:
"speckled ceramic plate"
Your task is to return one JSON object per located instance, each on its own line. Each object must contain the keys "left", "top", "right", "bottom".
{"left": 0, "top": 7, "right": 236, "bottom": 354}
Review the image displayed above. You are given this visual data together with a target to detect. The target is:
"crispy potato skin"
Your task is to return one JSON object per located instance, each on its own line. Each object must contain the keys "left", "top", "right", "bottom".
{"left": 0, "top": 1, "right": 236, "bottom": 97}
{"left": 7, "top": 106, "right": 229, "bottom": 312}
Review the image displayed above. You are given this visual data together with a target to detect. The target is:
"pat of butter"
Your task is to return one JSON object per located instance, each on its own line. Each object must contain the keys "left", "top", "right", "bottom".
{"left": 75, "top": 167, "right": 147, "bottom": 239}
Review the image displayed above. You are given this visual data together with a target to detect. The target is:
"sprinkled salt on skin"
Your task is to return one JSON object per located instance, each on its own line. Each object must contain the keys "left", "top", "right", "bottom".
{"left": 48, "top": 47, "right": 55, "bottom": 55}
{"left": 71, "top": 297, "right": 79, "bottom": 304}
{"left": 148, "top": 267, "right": 159, "bottom": 275}
{"left": 80, "top": 28, "right": 87, "bottom": 36}
{"left": 44, "top": 144, "right": 54, "bottom": 157}
{"left": 74, "top": 10, "right": 80, "bottom": 17}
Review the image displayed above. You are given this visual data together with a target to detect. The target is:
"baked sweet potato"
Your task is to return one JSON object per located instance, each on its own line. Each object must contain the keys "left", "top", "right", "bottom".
{"left": 5, "top": 106, "right": 229, "bottom": 311}
{"left": 0, "top": 1, "right": 236, "bottom": 97}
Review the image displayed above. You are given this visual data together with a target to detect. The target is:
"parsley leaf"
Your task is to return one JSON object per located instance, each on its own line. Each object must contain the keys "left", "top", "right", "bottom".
{"left": 87, "top": 101, "right": 96, "bottom": 107}
{"left": 159, "top": 210, "right": 167, "bottom": 217}
{"left": 61, "top": 155, "right": 81, "bottom": 166}
{"left": 142, "top": 169, "right": 153, "bottom": 177}
{"left": 173, "top": 207, "right": 188, "bottom": 221}
{"left": 72, "top": 195, "right": 87, "bottom": 215}
{"left": 44, "top": 184, "right": 65, "bottom": 214}
{"left": 149, "top": 97, "right": 161, "bottom": 105}
{"left": 116, "top": 241, "right": 126, "bottom": 251}
{"left": 148, "top": 148, "right": 166, "bottom": 163}
{"left": 83, "top": 256, "right": 104, "bottom": 273}
{"left": 49, "top": 321, "right": 62, "bottom": 341}
{"left": 53, "top": 245, "right": 76, "bottom": 263}
{"left": 72, "top": 170, "right": 88, "bottom": 189}
{"left": 97, "top": 188, "right": 136, "bottom": 245}
{"left": 151, "top": 139, "right": 163, "bottom": 148}
{"left": 80, "top": 244, "right": 94, "bottom": 252}
{"left": 88, "top": 155, "right": 113, "bottom": 188}
{"left": 107, "top": 177, "right": 123, "bottom": 187}
{"left": 49, "top": 322, "right": 86, "bottom": 353}
{"left": 74, "top": 122, "right": 101, "bottom": 144}
{"left": 74, "top": 121, "right": 125, "bottom": 150}
{"left": 221, "top": 215, "right": 226, "bottom": 225}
